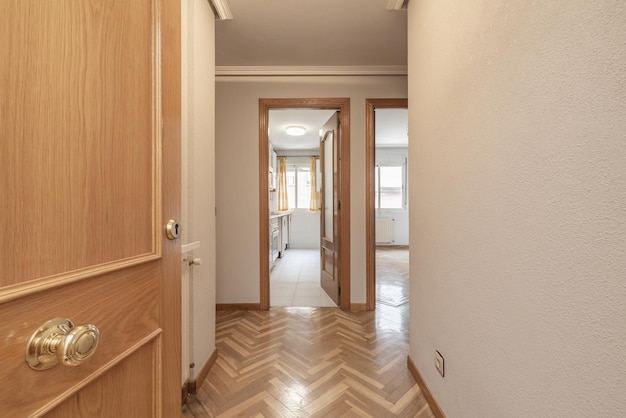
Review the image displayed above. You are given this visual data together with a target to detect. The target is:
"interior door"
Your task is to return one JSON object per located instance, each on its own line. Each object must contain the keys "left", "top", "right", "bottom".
{"left": 320, "top": 112, "right": 340, "bottom": 304}
{"left": 0, "top": 1, "right": 180, "bottom": 416}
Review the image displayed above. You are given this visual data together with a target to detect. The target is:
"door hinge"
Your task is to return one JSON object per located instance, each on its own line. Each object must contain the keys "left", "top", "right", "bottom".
{"left": 338, "top": 200, "right": 341, "bottom": 210}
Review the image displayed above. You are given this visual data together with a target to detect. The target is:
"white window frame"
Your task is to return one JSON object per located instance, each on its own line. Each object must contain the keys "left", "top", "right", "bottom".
{"left": 286, "top": 163, "right": 312, "bottom": 210}
{"left": 375, "top": 156, "right": 408, "bottom": 210}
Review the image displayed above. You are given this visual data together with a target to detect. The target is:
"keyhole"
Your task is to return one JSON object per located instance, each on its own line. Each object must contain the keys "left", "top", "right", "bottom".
{"left": 166, "top": 220, "right": 180, "bottom": 240}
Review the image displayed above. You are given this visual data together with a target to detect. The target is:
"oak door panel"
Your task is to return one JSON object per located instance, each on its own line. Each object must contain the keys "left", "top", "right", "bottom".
{"left": 320, "top": 112, "right": 340, "bottom": 304}
{"left": 0, "top": 0, "right": 156, "bottom": 289}
{"left": 44, "top": 342, "right": 158, "bottom": 418}
{"left": 0, "top": 264, "right": 160, "bottom": 416}
{"left": 0, "top": 0, "right": 180, "bottom": 416}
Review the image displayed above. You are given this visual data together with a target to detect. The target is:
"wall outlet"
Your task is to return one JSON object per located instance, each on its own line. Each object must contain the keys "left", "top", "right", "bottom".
{"left": 435, "top": 351, "right": 445, "bottom": 377}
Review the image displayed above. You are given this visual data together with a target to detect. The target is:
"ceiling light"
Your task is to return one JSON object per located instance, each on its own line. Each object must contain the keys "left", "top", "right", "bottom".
{"left": 285, "top": 126, "right": 306, "bottom": 136}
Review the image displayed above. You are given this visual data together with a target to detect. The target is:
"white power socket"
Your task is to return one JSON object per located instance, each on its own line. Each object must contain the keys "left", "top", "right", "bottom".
{"left": 435, "top": 351, "right": 445, "bottom": 377}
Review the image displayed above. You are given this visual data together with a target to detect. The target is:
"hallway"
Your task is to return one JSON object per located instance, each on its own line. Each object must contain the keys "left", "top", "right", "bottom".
{"left": 183, "top": 247, "right": 430, "bottom": 417}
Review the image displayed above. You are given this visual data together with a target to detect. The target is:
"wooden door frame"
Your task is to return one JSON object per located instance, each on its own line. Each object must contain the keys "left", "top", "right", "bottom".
{"left": 259, "top": 98, "right": 351, "bottom": 310}
{"left": 365, "top": 98, "right": 408, "bottom": 311}
{"left": 161, "top": 0, "right": 182, "bottom": 414}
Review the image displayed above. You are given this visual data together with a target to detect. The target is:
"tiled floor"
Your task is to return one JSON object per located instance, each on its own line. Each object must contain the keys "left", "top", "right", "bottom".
{"left": 270, "top": 248, "right": 337, "bottom": 307}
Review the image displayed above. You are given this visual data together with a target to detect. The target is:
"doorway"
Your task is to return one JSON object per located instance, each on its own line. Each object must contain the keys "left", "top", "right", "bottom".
{"left": 365, "top": 99, "right": 409, "bottom": 310}
{"left": 259, "top": 98, "right": 351, "bottom": 310}
{"left": 267, "top": 108, "right": 334, "bottom": 307}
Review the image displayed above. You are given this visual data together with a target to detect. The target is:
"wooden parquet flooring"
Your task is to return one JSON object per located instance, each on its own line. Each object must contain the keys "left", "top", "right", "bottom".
{"left": 183, "top": 307, "right": 433, "bottom": 417}
{"left": 376, "top": 247, "right": 410, "bottom": 308}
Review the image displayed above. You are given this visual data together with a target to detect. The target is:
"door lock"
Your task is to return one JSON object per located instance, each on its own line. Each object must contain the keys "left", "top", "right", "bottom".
{"left": 165, "top": 219, "right": 181, "bottom": 240}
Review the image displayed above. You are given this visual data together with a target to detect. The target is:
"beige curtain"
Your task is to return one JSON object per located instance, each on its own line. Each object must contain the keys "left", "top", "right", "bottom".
{"left": 309, "top": 156, "right": 321, "bottom": 211}
{"left": 277, "top": 157, "right": 289, "bottom": 211}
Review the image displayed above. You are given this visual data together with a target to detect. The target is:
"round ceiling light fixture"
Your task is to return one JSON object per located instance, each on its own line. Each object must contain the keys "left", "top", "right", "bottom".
{"left": 285, "top": 125, "right": 306, "bottom": 136}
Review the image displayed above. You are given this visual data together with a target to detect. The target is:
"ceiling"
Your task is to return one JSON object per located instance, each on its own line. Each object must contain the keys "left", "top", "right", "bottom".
{"left": 269, "top": 109, "right": 336, "bottom": 151}
{"left": 269, "top": 108, "right": 408, "bottom": 151}
{"left": 214, "top": 0, "right": 408, "bottom": 151}
{"left": 214, "top": 0, "right": 407, "bottom": 69}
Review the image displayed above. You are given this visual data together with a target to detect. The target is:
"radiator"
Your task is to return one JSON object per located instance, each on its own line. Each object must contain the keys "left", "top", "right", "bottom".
{"left": 375, "top": 218, "right": 394, "bottom": 244}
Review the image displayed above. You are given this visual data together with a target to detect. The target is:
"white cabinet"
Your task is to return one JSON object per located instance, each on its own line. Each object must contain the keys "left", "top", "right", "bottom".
{"left": 280, "top": 215, "right": 290, "bottom": 256}
{"left": 268, "top": 142, "right": 277, "bottom": 171}
{"left": 269, "top": 213, "right": 291, "bottom": 264}
{"left": 268, "top": 142, "right": 277, "bottom": 191}
{"left": 270, "top": 218, "right": 279, "bottom": 267}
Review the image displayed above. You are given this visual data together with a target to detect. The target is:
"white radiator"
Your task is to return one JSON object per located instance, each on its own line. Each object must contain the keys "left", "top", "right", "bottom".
{"left": 375, "top": 218, "right": 394, "bottom": 244}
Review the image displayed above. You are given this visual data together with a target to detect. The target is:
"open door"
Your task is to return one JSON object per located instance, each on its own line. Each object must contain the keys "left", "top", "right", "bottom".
{"left": 320, "top": 113, "right": 340, "bottom": 304}
{"left": 259, "top": 98, "right": 350, "bottom": 310}
{"left": 0, "top": 2, "right": 181, "bottom": 416}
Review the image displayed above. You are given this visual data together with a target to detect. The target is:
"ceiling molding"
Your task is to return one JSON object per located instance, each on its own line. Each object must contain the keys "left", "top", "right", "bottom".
{"left": 386, "top": 0, "right": 406, "bottom": 10}
{"left": 210, "top": 0, "right": 233, "bottom": 20}
{"left": 215, "top": 66, "right": 408, "bottom": 76}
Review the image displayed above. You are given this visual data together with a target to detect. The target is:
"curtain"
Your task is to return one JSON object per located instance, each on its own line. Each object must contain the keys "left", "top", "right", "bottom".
{"left": 277, "top": 157, "right": 289, "bottom": 211}
{"left": 309, "top": 156, "right": 321, "bottom": 211}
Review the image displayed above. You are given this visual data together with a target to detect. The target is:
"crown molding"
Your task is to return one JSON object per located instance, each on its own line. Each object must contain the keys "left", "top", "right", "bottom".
{"left": 210, "top": 0, "right": 233, "bottom": 20}
{"left": 386, "top": 0, "right": 406, "bottom": 10}
{"left": 215, "top": 65, "right": 408, "bottom": 76}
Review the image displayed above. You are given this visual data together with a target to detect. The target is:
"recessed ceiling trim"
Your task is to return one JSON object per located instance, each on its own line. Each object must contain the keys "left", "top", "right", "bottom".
{"left": 215, "top": 65, "right": 408, "bottom": 76}
{"left": 210, "top": 0, "right": 233, "bottom": 20}
{"left": 386, "top": 0, "right": 406, "bottom": 10}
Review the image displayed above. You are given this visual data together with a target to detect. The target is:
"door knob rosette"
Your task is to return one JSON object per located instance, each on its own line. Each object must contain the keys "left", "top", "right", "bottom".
{"left": 26, "top": 318, "right": 100, "bottom": 370}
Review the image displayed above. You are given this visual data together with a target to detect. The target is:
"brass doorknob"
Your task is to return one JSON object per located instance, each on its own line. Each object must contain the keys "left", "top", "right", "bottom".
{"left": 25, "top": 318, "right": 100, "bottom": 370}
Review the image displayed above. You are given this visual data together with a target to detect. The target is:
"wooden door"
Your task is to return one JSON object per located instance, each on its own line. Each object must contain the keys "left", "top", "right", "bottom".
{"left": 0, "top": 1, "right": 181, "bottom": 417}
{"left": 320, "top": 112, "right": 340, "bottom": 304}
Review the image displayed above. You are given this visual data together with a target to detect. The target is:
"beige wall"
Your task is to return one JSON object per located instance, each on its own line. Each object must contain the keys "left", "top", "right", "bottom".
{"left": 408, "top": 1, "right": 626, "bottom": 417}
{"left": 215, "top": 76, "right": 407, "bottom": 304}
{"left": 181, "top": 0, "right": 216, "bottom": 381}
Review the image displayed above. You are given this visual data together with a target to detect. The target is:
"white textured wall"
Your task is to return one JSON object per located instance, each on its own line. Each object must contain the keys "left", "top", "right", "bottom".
{"left": 181, "top": 0, "right": 216, "bottom": 380}
{"left": 408, "top": 1, "right": 626, "bottom": 417}
{"left": 216, "top": 76, "right": 407, "bottom": 304}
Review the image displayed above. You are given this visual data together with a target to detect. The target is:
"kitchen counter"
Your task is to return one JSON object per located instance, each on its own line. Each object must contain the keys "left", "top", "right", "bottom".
{"left": 269, "top": 211, "right": 291, "bottom": 220}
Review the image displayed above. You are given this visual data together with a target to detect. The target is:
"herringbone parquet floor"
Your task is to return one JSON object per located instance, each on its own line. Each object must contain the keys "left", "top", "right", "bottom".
{"left": 183, "top": 247, "right": 432, "bottom": 417}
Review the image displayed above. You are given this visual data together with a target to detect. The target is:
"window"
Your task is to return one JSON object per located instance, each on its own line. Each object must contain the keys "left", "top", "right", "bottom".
{"left": 375, "top": 157, "right": 407, "bottom": 209}
{"left": 286, "top": 164, "right": 311, "bottom": 209}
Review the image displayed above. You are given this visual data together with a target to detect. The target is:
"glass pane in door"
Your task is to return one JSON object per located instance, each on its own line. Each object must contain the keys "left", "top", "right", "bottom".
{"left": 323, "top": 131, "right": 334, "bottom": 240}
